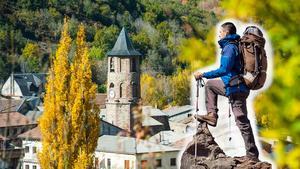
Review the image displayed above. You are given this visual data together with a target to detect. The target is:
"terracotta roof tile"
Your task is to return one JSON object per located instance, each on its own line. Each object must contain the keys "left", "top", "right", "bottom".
{"left": 0, "top": 98, "right": 24, "bottom": 112}
{"left": 0, "top": 112, "right": 32, "bottom": 127}
{"left": 18, "top": 126, "right": 41, "bottom": 140}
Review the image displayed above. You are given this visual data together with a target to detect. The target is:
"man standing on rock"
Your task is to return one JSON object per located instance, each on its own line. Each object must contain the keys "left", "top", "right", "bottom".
{"left": 194, "top": 22, "right": 259, "bottom": 160}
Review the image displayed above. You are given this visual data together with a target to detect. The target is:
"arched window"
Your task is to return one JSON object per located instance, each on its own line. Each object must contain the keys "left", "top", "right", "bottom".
{"left": 130, "top": 58, "right": 137, "bottom": 72}
{"left": 132, "top": 82, "right": 137, "bottom": 97}
{"left": 120, "top": 58, "right": 122, "bottom": 72}
{"left": 120, "top": 83, "right": 124, "bottom": 98}
{"left": 109, "top": 83, "right": 114, "bottom": 88}
{"left": 109, "top": 83, "right": 115, "bottom": 99}
{"left": 110, "top": 57, "right": 115, "bottom": 72}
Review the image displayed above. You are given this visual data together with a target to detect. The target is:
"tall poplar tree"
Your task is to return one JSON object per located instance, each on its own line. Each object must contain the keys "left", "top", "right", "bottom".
{"left": 69, "top": 24, "right": 100, "bottom": 169}
{"left": 38, "top": 19, "right": 72, "bottom": 169}
{"left": 39, "top": 20, "right": 99, "bottom": 169}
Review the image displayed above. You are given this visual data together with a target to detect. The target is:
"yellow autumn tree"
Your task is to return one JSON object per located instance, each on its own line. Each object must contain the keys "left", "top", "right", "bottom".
{"left": 39, "top": 20, "right": 99, "bottom": 169}
{"left": 38, "top": 19, "right": 72, "bottom": 169}
{"left": 178, "top": 30, "right": 217, "bottom": 72}
{"left": 141, "top": 70, "right": 191, "bottom": 109}
{"left": 171, "top": 69, "right": 191, "bottom": 106}
{"left": 141, "top": 73, "right": 170, "bottom": 109}
{"left": 69, "top": 24, "right": 100, "bottom": 169}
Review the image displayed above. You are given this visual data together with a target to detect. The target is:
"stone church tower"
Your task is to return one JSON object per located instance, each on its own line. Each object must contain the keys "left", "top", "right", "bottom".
{"left": 105, "top": 27, "right": 141, "bottom": 132}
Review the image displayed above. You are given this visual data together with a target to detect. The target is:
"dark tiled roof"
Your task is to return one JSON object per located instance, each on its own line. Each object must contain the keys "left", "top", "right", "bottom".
{"left": 25, "top": 97, "right": 41, "bottom": 110}
{"left": 12, "top": 73, "right": 47, "bottom": 97}
{"left": 107, "top": 27, "right": 142, "bottom": 57}
{"left": 32, "top": 74, "right": 46, "bottom": 85}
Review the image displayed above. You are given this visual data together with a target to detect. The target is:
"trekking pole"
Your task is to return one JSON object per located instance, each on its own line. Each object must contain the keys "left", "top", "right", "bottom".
{"left": 194, "top": 79, "right": 200, "bottom": 164}
{"left": 194, "top": 78, "right": 205, "bottom": 164}
{"left": 228, "top": 97, "right": 232, "bottom": 142}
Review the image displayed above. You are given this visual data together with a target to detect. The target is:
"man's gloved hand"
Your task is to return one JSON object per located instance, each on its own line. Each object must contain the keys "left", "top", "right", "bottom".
{"left": 194, "top": 72, "right": 203, "bottom": 80}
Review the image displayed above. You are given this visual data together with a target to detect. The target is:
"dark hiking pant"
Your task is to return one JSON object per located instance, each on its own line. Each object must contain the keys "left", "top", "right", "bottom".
{"left": 205, "top": 79, "right": 259, "bottom": 158}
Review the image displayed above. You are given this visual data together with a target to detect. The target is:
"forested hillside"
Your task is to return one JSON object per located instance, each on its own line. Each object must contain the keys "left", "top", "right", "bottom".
{"left": 0, "top": 0, "right": 218, "bottom": 85}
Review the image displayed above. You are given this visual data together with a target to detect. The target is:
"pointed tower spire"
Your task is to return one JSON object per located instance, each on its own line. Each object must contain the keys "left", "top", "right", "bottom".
{"left": 107, "top": 27, "right": 141, "bottom": 57}
{"left": 105, "top": 27, "right": 141, "bottom": 131}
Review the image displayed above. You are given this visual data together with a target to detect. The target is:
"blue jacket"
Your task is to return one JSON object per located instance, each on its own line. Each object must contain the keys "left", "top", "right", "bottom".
{"left": 202, "top": 34, "right": 249, "bottom": 96}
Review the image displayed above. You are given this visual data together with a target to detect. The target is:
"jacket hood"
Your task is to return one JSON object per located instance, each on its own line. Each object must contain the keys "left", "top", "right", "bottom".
{"left": 218, "top": 34, "right": 240, "bottom": 48}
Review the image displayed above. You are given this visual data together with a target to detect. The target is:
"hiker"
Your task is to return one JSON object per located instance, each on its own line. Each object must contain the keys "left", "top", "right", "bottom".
{"left": 194, "top": 22, "right": 259, "bottom": 160}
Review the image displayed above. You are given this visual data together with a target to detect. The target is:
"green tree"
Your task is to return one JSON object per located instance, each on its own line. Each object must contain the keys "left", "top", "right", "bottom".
{"left": 132, "top": 29, "right": 151, "bottom": 55}
{"left": 20, "top": 42, "right": 41, "bottom": 72}
{"left": 0, "top": 57, "right": 8, "bottom": 84}
{"left": 89, "top": 46, "right": 105, "bottom": 60}
{"left": 92, "top": 25, "right": 119, "bottom": 59}
{"left": 91, "top": 59, "right": 107, "bottom": 86}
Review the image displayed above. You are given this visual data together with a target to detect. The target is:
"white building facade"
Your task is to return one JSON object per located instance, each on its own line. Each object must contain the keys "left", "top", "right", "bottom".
{"left": 21, "top": 140, "right": 41, "bottom": 169}
{"left": 18, "top": 135, "right": 181, "bottom": 169}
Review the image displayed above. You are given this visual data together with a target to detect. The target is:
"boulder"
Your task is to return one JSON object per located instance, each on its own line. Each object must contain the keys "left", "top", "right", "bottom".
{"left": 180, "top": 122, "right": 272, "bottom": 169}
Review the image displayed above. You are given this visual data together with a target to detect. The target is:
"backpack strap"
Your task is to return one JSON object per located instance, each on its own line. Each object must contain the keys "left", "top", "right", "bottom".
{"left": 253, "top": 43, "right": 261, "bottom": 75}
{"left": 239, "top": 42, "right": 245, "bottom": 72}
{"left": 229, "top": 40, "right": 244, "bottom": 72}
{"left": 228, "top": 40, "right": 245, "bottom": 87}
{"left": 229, "top": 74, "right": 244, "bottom": 87}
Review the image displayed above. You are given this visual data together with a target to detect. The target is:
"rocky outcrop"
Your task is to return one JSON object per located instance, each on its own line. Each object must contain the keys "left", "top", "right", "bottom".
{"left": 180, "top": 122, "right": 272, "bottom": 169}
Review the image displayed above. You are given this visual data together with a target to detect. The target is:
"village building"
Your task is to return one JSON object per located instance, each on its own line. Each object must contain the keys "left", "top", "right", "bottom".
{"left": 1, "top": 73, "right": 46, "bottom": 99}
{"left": 163, "top": 105, "right": 193, "bottom": 122}
{"left": 104, "top": 27, "right": 141, "bottom": 132}
{"left": 0, "top": 97, "right": 35, "bottom": 115}
{"left": 0, "top": 135, "right": 23, "bottom": 169}
{"left": 0, "top": 112, "right": 36, "bottom": 139}
{"left": 95, "top": 135, "right": 180, "bottom": 169}
{"left": 18, "top": 127, "right": 41, "bottom": 169}
{"left": 0, "top": 111, "right": 37, "bottom": 168}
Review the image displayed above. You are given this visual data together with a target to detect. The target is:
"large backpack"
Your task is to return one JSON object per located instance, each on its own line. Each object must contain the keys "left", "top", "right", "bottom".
{"left": 229, "top": 26, "right": 267, "bottom": 90}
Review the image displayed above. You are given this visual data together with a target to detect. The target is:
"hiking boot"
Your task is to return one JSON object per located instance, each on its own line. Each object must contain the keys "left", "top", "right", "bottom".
{"left": 194, "top": 112, "right": 218, "bottom": 127}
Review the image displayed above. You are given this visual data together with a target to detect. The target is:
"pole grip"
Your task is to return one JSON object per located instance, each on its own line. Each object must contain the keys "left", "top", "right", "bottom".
{"left": 196, "top": 79, "right": 200, "bottom": 111}
{"left": 196, "top": 79, "right": 200, "bottom": 97}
